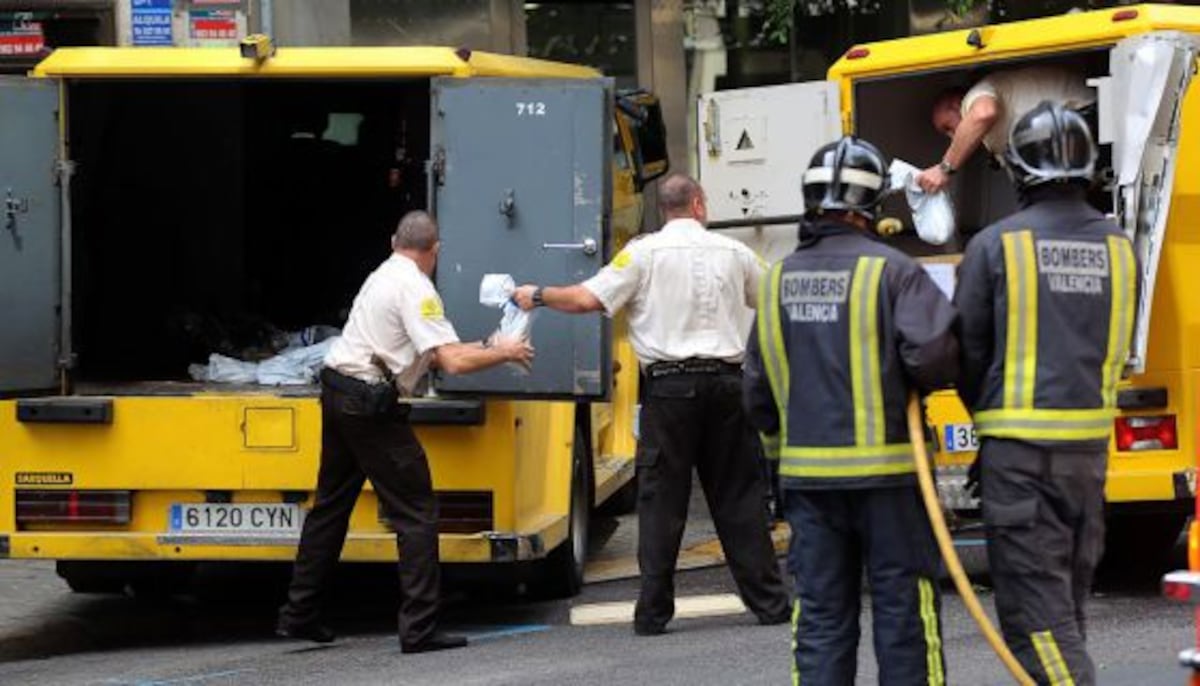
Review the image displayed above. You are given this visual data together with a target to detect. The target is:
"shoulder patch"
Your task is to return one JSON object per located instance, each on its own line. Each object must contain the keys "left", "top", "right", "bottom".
{"left": 611, "top": 249, "right": 633, "bottom": 270}
{"left": 420, "top": 297, "right": 445, "bottom": 320}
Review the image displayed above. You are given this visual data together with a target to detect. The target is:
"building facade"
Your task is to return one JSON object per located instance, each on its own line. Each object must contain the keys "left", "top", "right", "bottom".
{"left": 5, "top": 1, "right": 1192, "bottom": 177}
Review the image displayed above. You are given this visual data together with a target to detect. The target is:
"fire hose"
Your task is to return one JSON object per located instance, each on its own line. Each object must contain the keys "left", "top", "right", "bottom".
{"left": 906, "top": 394, "right": 1035, "bottom": 685}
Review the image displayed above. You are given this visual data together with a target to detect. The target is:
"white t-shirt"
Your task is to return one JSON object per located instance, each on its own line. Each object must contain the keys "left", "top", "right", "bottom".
{"left": 582, "top": 218, "right": 765, "bottom": 366}
{"left": 324, "top": 253, "right": 459, "bottom": 394}
{"left": 962, "top": 66, "right": 1096, "bottom": 155}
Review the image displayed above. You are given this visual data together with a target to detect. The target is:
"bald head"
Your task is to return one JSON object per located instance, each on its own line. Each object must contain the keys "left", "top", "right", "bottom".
{"left": 392, "top": 211, "right": 439, "bottom": 252}
{"left": 657, "top": 174, "right": 707, "bottom": 224}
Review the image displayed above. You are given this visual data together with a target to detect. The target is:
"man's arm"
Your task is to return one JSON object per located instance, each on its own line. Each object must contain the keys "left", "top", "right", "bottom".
{"left": 432, "top": 336, "right": 533, "bottom": 376}
{"left": 514, "top": 244, "right": 643, "bottom": 315}
{"left": 513, "top": 284, "right": 604, "bottom": 313}
{"left": 893, "top": 263, "right": 961, "bottom": 393}
{"left": 743, "top": 319, "right": 781, "bottom": 437}
{"left": 952, "top": 237, "right": 995, "bottom": 410}
{"left": 916, "top": 95, "right": 1000, "bottom": 194}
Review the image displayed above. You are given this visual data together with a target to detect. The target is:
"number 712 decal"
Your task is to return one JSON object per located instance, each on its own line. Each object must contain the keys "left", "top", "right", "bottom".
{"left": 516, "top": 102, "right": 548, "bottom": 116}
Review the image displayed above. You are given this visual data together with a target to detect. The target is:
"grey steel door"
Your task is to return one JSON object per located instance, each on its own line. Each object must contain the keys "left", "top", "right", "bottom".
{"left": 430, "top": 77, "right": 612, "bottom": 397}
{"left": 0, "top": 78, "right": 59, "bottom": 394}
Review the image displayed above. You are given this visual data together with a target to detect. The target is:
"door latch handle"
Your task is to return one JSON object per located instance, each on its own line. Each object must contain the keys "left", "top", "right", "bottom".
{"left": 499, "top": 189, "right": 516, "bottom": 220}
{"left": 542, "top": 238, "right": 598, "bottom": 256}
{"left": 5, "top": 187, "right": 29, "bottom": 235}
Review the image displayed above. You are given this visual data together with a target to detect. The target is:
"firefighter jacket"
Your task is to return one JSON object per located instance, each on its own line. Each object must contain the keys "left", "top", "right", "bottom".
{"left": 744, "top": 220, "right": 960, "bottom": 489}
{"left": 955, "top": 187, "right": 1139, "bottom": 452}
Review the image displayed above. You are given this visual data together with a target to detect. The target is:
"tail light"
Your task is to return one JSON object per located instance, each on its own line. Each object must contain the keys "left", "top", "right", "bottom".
{"left": 16, "top": 490, "right": 132, "bottom": 526}
{"left": 1114, "top": 415, "right": 1177, "bottom": 452}
{"left": 845, "top": 47, "right": 870, "bottom": 60}
{"left": 1112, "top": 9, "right": 1139, "bottom": 22}
{"left": 1165, "top": 571, "right": 1200, "bottom": 603}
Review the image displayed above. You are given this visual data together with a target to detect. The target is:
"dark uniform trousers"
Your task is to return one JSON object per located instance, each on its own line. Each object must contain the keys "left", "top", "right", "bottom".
{"left": 279, "top": 379, "right": 441, "bottom": 647}
{"left": 783, "top": 486, "right": 945, "bottom": 686}
{"left": 635, "top": 366, "right": 790, "bottom": 630}
{"left": 981, "top": 438, "right": 1107, "bottom": 686}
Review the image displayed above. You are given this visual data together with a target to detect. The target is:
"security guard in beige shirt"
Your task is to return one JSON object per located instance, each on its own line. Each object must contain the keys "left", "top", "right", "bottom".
{"left": 514, "top": 174, "right": 790, "bottom": 636}
{"left": 278, "top": 211, "right": 533, "bottom": 653}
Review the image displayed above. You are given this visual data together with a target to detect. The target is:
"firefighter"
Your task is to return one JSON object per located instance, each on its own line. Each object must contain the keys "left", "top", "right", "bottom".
{"left": 512, "top": 173, "right": 790, "bottom": 636}
{"left": 955, "top": 102, "right": 1137, "bottom": 685}
{"left": 744, "top": 136, "right": 959, "bottom": 685}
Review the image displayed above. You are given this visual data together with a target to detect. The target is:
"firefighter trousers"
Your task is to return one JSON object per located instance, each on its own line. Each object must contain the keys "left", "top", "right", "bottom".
{"left": 782, "top": 486, "right": 945, "bottom": 686}
{"left": 634, "top": 370, "right": 790, "bottom": 631}
{"left": 980, "top": 438, "right": 1107, "bottom": 686}
{"left": 280, "top": 381, "right": 442, "bottom": 647}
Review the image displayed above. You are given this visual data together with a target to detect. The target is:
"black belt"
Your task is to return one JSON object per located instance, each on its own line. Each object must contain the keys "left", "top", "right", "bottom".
{"left": 646, "top": 358, "right": 741, "bottom": 378}
{"left": 320, "top": 367, "right": 379, "bottom": 394}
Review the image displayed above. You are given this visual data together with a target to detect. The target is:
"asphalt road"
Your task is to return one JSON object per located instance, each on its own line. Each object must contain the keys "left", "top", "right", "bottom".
{"left": 0, "top": 539, "right": 1192, "bottom": 686}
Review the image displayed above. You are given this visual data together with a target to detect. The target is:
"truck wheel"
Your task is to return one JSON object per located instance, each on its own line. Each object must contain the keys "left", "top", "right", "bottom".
{"left": 536, "top": 427, "right": 592, "bottom": 599}
{"left": 56, "top": 561, "right": 127, "bottom": 594}
{"left": 1097, "top": 511, "right": 1187, "bottom": 583}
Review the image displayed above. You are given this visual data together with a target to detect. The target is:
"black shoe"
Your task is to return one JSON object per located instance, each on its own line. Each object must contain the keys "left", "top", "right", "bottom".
{"left": 401, "top": 633, "right": 468, "bottom": 654}
{"left": 275, "top": 621, "right": 336, "bottom": 644}
{"left": 633, "top": 622, "right": 667, "bottom": 636}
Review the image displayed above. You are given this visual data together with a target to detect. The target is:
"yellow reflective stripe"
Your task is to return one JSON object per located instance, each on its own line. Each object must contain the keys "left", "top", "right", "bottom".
{"left": 919, "top": 578, "right": 945, "bottom": 686}
{"left": 758, "top": 263, "right": 789, "bottom": 446}
{"left": 1002, "top": 231, "right": 1038, "bottom": 409}
{"left": 1031, "top": 631, "right": 1076, "bottom": 686}
{"left": 791, "top": 598, "right": 801, "bottom": 686}
{"left": 760, "top": 432, "right": 782, "bottom": 461}
{"left": 850, "top": 257, "right": 886, "bottom": 447}
{"left": 1102, "top": 236, "right": 1135, "bottom": 408}
{"left": 780, "top": 443, "right": 916, "bottom": 458}
{"left": 779, "top": 461, "right": 915, "bottom": 478}
{"left": 974, "top": 407, "right": 1116, "bottom": 441}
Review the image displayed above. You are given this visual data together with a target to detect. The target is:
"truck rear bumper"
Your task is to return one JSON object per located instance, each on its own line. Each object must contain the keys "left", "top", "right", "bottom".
{"left": 1, "top": 517, "right": 567, "bottom": 564}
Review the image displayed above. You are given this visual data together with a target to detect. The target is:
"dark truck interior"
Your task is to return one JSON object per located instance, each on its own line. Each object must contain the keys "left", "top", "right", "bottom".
{"left": 853, "top": 48, "right": 1111, "bottom": 257}
{"left": 67, "top": 79, "right": 432, "bottom": 384}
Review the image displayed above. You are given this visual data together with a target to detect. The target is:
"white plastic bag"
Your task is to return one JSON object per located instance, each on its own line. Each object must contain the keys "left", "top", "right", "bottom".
{"left": 889, "top": 159, "right": 956, "bottom": 246}
{"left": 479, "top": 273, "right": 536, "bottom": 373}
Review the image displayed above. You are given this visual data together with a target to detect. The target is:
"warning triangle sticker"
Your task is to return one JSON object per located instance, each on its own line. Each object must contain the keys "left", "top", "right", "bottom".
{"left": 736, "top": 130, "right": 755, "bottom": 151}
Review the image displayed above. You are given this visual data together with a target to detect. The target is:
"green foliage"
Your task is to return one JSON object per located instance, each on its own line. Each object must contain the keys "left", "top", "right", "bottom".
{"left": 761, "top": 0, "right": 983, "bottom": 43}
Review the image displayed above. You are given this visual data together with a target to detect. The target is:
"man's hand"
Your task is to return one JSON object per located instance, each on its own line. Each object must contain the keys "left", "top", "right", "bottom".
{"left": 513, "top": 285, "right": 538, "bottom": 311}
{"left": 489, "top": 333, "right": 535, "bottom": 365}
{"left": 915, "top": 165, "right": 951, "bottom": 194}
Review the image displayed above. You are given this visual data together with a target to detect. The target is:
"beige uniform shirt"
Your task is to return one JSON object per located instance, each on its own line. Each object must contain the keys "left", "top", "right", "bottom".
{"left": 582, "top": 218, "right": 765, "bottom": 366}
{"left": 963, "top": 66, "right": 1096, "bottom": 155}
{"left": 324, "top": 253, "right": 459, "bottom": 394}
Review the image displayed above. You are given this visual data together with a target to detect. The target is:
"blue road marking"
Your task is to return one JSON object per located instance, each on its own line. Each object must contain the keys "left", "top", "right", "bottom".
{"left": 102, "top": 668, "right": 255, "bottom": 685}
{"left": 458, "top": 624, "right": 552, "bottom": 642}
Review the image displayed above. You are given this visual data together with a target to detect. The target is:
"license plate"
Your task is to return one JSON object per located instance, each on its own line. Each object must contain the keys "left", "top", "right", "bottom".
{"left": 169, "top": 503, "right": 303, "bottom": 534}
{"left": 942, "top": 423, "right": 979, "bottom": 453}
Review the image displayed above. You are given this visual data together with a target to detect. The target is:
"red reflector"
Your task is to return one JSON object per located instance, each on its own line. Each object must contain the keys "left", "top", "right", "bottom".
{"left": 15, "top": 490, "right": 132, "bottom": 526}
{"left": 1113, "top": 9, "right": 1139, "bottom": 22}
{"left": 846, "top": 47, "right": 870, "bottom": 60}
{"left": 1114, "top": 415, "right": 1177, "bottom": 451}
{"left": 1166, "top": 580, "right": 1192, "bottom": 602}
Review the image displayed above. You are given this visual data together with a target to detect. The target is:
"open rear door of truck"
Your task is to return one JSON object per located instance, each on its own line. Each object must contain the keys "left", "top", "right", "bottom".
{"left": 1107, "top": 31, "right": 1200, "bottom": 373}
{"left": 696, "top": 81, "right": 841, "bottom": 264}
{"left": 0, "top": 78, "right": 60, "bottom": 395}
{"left": 429, "top": 77, "right": 613, "bottom": 398}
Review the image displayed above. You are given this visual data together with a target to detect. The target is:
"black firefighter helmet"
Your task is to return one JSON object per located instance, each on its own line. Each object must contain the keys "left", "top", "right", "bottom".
{"left": 1004, "top": 100, "right": 1097, "bottom": 191}
{"left": 801, "top": 136, "right": 889, "bottom": 221}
